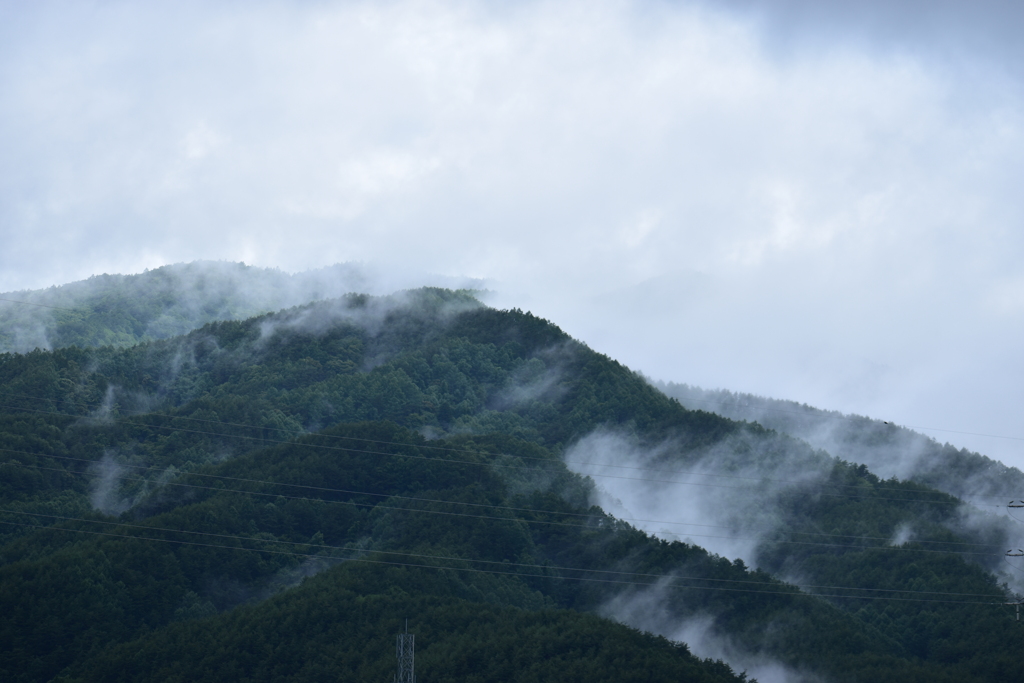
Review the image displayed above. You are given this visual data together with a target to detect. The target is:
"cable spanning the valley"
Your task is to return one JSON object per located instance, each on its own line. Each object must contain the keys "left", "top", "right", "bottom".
{"left": 0, "top": 446, "right": 1006, "bottom": 557}
{"left": 0, "top": 346, "right": 1020, "bottom": 619}
{"left": 0, "top": 297, "right": 74, "bottom": 311}
{"left": 0, "top": 510, "right": 1008, "bottom": 606}
{"left": 0, "top": 390, "right": 982, "bottom": 499}
{"left": 0, "top": 393, "right": 999, "bottom": 508}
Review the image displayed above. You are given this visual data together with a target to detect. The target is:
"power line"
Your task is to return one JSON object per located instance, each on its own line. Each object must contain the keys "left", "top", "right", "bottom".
{"left": 0, "top": 400, "right": 987, "bottom": 508}
{"left": 0, "top": 297, "right": 73, "bottom": 311}
{"left": 0, "top": 390, "right": 979, "bottom": 500}
{"left": 0, "top": 313, "right": 1015, "bottom": 578}
{"left": 0, "top": 511, "right": 1008, "bottom": 606}
{"left": 1, "top": 456, "right": 1007, "bottom": 558}
{"left": 1, "top": 415, "right": 1016, "bottom": 562}
{"left": 0, "top": 393, "right": 1015, "bottom": 606}
{"left": 4, "top": 509, "right": 1003, "bottom": 597}
{"left": 0, "top": 446, "right": 1007, "bottom": 552}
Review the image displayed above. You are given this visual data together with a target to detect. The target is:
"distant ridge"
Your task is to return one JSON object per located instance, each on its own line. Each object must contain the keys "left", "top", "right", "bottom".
{"left": 0, "top": 261, "right": 486, "bottom": 354}
{"left": 655, "top": 380, "right": 1024, "bottom": 507}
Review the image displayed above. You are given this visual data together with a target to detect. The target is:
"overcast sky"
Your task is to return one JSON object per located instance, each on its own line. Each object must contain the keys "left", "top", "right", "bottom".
{"left": 2, "top": 0, "right": 1024, "bottom": 466}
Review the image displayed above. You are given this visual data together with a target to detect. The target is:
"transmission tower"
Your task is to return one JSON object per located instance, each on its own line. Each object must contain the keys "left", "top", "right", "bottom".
{"left": 394, "top": 621, "right": 415, "bottom": 683}
{"left": 1005, "top": 599, "right": 1023, "bottom": 622}
{"left": 1004, "top": 505, "right": 1024, "bottom": 626}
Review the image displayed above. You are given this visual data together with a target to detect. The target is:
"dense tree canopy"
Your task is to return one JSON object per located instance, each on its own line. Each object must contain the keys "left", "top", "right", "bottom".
{"left": 0, "top": 289, "right": 1019, "bottom": 682}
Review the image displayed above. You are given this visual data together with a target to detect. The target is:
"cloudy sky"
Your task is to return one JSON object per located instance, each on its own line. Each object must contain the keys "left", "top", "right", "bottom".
{"left": 2, "top": 0, "right": 1024, "bottom": 465}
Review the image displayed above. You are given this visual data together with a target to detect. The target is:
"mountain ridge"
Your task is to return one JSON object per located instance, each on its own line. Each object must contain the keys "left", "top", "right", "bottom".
{"left": 0, "top": 260, "right": 486, "bottom": 354}
{"left": 654, "top": 381, "right": 1024, "bottom": 513}
{"left": 0, "top": 276, "right": 1020, "bottom": 681}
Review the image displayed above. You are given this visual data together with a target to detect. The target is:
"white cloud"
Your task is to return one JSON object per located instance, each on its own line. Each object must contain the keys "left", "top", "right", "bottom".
{"left": 2, "top": 0, "right": 1024, "bottom": 464}
{"left": 182, "top": 122, "right": 226, "bottom": 161}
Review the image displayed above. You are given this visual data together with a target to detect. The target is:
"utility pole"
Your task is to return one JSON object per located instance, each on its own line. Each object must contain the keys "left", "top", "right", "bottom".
{"left": 394, "top": 620, "right": 415, "bottom": 683}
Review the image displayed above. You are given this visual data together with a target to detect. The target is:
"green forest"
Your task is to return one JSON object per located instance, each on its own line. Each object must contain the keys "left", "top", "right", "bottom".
{"left": 1, "top": 286, "right": 1021, "bottom": 682}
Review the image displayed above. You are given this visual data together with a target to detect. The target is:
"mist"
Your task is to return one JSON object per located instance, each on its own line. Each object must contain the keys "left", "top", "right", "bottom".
{"left": 562, "top": 428, "right": 833, "bottom": 567}
{"left": 254, "top": 285, "right": 483, "bottom": 346}
{"left": 602, "top": 585, "right": 822, "bottom": 683}
{"left": 563, "top": 421, "right": 1024, "bottom": 679}
{"left": 87, "top": 449, "right": 190, "bottom": 516}
{"left": 562, "top": 429, "right": 838, "bottom": 682}
{"left": 0, "top": 261, "right": 485, "bottom": 354}
{"left": 88, "top": 452, "right": 131, "bottom": 516}
{"left": 563, "top": 422, "right": 1024, "bottom": 587}
{"left": 656, "top": 381, "right": 1024, "bottom": 510}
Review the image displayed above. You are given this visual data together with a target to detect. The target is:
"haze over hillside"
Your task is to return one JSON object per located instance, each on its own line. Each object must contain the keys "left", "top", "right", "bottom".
{"left": 6, "top": 260, "right": 1022, "bottom": 536}
{"left": 5, "top": 0, "right": 1023, "bottom": 678}
{"left": 1, "top": 277, "right": 1023, "bottom": 682}
{"left": 0, "top": 261, "right": 486, "bottom": 354}
{"left": 656, "top": 382, "right": 1024, "bottom": 506}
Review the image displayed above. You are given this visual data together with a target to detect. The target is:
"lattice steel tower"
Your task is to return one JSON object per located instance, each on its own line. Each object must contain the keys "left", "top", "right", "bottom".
{"left": 394, "top": 621, "right": 415, "bottom": 683}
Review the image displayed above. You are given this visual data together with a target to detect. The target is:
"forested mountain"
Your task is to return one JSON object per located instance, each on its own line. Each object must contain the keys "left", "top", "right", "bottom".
{"left": 655, "top": 382, "right": 1024, "bottom": 517}
{"left": 0, "top": 261, "right": 485, "bottom": 354}
{"left": 1, "top": 287, "right": 1020, "bottom": 682}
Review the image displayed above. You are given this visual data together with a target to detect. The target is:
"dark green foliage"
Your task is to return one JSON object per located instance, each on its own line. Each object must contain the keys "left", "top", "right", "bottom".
{"left": 0, "top": 289, "right": 1018, "bottom": 682}
{"left": 54, "top": 563, "right": 749, "bottom": 683}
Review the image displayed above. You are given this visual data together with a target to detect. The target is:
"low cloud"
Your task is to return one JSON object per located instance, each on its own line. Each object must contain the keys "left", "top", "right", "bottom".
{"left": 88, "top": 451, "right": 131, "bottom": 515}
{"left": 490, "top": 351, "right": 567, "bottom": 410}
{"left": 0, "top": 261, "right": 487, "bottom": 354}
{"left": 2, "top": 0, "right": 1024, "bottom": 494}
{"left": 563, "top": 428, "right": 831, "bottom": 567}
{"left": 601, "top": 578, "right": 824, "bottom": 683}
{"left": 567, "top": 414, "right": 1024, "bottom": 596}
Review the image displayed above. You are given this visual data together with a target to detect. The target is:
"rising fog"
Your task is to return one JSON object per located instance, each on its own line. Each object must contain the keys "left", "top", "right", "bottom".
{"left": 563, "top": 428, "right": 830, "bottom": 564}
{"left": 656, "top": 381, "right": 1024, "bottom": 507}
{"left": 564, "top": 420, "right": 1024, "bottom": 580}
{"left": 563, "top": 421, "right": 1024, "bottom": 680}
{"left": 563, "top": 428, "right": 841, "bottom": 682}
{"left": 602, "top": 588, "right": 823, "bottom": 683}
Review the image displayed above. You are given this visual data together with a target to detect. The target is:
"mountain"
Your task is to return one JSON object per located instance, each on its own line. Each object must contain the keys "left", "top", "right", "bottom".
{"left": 0, "top": 260, "right": 486, "bottom": 354}
{"left": 0, "top": 285, "right": 1020, "bottom": 682}
{"left": 654, "top": 382, "right": 1024, "bottom": 518}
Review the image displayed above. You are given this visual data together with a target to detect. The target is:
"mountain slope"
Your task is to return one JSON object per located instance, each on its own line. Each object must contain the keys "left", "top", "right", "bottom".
{"left": 53, "top": 562, "right": 750, "bottom": 683}
{"left": 655, "top": 382, "right": 1024, "bottom": 522}
{"left": 0, "top": 289, "right": 1019, "bottom": 681}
